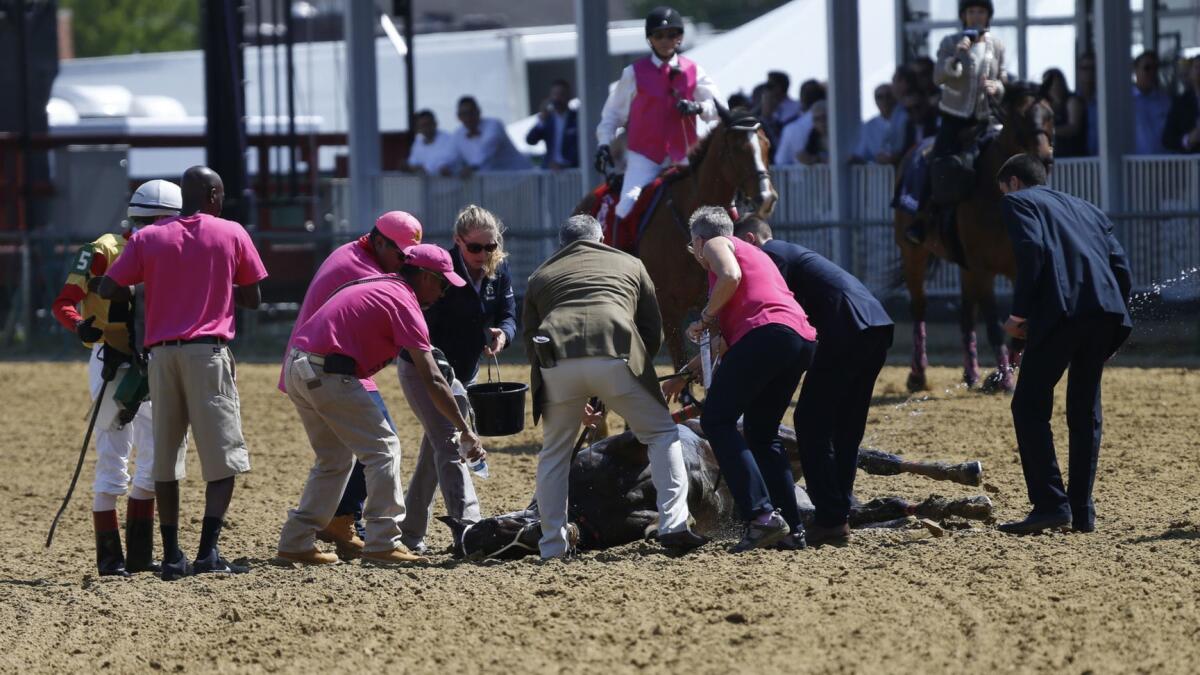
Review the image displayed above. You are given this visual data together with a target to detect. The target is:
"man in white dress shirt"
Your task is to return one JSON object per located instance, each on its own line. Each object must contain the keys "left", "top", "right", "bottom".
{"left": 406, "top": 109, "right": 462, "bottom": 176}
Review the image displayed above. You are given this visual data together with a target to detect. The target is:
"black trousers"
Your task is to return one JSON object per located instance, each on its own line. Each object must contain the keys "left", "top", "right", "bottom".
{"left": 932, "top": 111, "right": 975, "bottom": 158}
{"left": 1010, "top": 315, "right": 1119, "bottom": 528}
{"left": 795, "top": 325, "right": 893, "bottom": 527}
{"left": 701, "top": 324, "right": 816, "bottom": 529}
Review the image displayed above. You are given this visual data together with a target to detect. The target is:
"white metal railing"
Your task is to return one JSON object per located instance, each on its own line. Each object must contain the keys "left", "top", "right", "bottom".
{"left": 323, "top": 156, "right": 1198, "bottom": 298}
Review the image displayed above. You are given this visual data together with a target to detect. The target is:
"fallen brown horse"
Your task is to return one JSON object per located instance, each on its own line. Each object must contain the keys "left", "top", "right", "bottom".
{"left": 441, "top": 421, "right": 992, "bottom": 559}
{"left": 575, "top": 109, "right": 778, "bottom": 370}
{"left": 894, "top": 85, "right": 1055, "bottom": 392}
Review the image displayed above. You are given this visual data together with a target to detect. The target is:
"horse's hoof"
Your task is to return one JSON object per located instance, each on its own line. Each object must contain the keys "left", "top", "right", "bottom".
{"left": 980, "top": 370, "right": 1015, "bottom": 394}
{"left": 906, "top": 371, "right": 928, "bottom": 392}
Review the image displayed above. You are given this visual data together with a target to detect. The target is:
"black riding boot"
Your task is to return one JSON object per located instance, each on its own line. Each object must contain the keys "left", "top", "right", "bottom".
{"left": 94, "top": 513, "right": 129, "bottom": 577}
{"left": 124, "top": 497, "right": 159, "bottom": 573}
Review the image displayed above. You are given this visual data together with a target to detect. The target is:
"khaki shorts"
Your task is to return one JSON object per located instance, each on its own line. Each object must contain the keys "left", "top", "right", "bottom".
{"left": 149, "top": 343, "right": 251, "bottom": 482}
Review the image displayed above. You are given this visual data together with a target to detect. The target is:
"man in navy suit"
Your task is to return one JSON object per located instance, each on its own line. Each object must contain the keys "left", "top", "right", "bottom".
{"left": 735, "top": 216, "right": 894, "bottom": 546}
{"left": 526, "top": 79, "right": 580, "bottom": 169}
{"left": 996, "top": 154, "right": 1133, "bottom": 535}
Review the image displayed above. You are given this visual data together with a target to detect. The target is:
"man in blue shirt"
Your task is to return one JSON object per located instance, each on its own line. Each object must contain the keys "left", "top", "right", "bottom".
{"left": 1132, "top": 51, "right": 1171, "bottom": 155}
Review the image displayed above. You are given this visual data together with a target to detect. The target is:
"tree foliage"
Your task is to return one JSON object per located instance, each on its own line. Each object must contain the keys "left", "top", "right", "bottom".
{"left": 60, "top": 0, "right": 200, "bottom": 58}
{"left": 629, "top": 0, "right": 791, "bottom": 31}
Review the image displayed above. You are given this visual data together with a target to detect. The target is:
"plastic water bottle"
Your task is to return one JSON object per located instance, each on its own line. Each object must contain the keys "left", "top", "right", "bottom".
{"left": 468, "top": 457, "right": 490, "bottom": 480}
{"left": 456, "top": 432, "right": 489, "bottom": 480}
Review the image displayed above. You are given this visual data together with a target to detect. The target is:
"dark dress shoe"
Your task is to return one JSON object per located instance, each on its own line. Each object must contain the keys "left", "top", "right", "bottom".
{"left": 1072, "top": 521, "right": 1095, "bottom": 533}
{"left": 997, "top": 511, "right": 1071, "bottom": 535}
{"left": 806, "top": 522, "right": 851, "bottom": 547}
{"left": 658, "top": 528, "right": 708, "bottom": 552}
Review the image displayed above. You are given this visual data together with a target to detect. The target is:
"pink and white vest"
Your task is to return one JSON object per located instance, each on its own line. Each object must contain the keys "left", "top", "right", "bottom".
{"left": 627, "top": 55, "right": 699, "bottom": 164}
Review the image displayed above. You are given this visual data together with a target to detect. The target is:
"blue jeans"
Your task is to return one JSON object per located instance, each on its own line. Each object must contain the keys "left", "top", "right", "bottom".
{"left": 700, "top": 324, "right": 815, "bottom": 529}
{"left": 335, "top": 389, "right": 395, "bottom": 518}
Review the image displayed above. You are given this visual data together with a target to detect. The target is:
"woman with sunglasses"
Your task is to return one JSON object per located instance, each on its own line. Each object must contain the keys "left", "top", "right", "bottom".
{"left": 662, "top": 206, "right": 817, "bottom": 553}
{"left": 595, "top": 5, "right": 721, "bottom": 225}
{"left": 397, "top": 204, "right": 516, "bottom": 554}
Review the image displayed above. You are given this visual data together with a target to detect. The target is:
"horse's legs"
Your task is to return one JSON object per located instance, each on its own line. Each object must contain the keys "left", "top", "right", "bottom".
{"left": 959, "top": 271, "right": 980, "bottom": 388}
{"left": 902, "top": 243, "right": 930, "bottom": 391}
{"left": 977, "top": 281, "right": 1015, "bottom": 393}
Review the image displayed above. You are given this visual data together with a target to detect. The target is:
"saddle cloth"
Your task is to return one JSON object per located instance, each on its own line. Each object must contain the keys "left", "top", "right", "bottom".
{"left": 589, "top": 168, "right": 682, "bottom": 253}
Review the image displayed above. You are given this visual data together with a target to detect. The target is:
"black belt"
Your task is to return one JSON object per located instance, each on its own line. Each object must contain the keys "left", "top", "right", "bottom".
{"left": 148, "top": 336, "right": 226, "bottom": 350}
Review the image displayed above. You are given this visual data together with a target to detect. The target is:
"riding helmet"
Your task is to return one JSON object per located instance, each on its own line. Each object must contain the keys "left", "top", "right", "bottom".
{"left": 645, "top": 6, "right": 684, "bottom": 37}
{"left": 127, "top": 179, "right": 182, "bottom": 218}
{"left": 959, "top": 0, "right": 994, "bottom": 20}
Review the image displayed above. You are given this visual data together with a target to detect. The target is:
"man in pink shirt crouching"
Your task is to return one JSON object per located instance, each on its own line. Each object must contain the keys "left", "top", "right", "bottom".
{"left": 277, "top": 245, "right": 485, "bottom": 566}
{"left": 100, "top": 166, "right": 268, "bottom": 581}
{"left": 279, "top": 211, "right": 422, "bottom": 559}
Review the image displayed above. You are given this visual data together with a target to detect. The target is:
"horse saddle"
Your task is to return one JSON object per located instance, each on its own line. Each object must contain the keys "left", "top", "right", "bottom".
{"left": 930, "top": 123, "right": 998, "bottom": 207}
{"left": 590, "top": 168, "right": 686, "bottom": 253}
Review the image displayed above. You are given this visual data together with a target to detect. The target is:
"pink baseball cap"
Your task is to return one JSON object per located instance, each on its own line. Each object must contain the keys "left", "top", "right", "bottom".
{"left": 375, "top": 211, "right": 423, "bottom": 250}
{"left": 405, "top": 244, "right": 466, "bottom": 287}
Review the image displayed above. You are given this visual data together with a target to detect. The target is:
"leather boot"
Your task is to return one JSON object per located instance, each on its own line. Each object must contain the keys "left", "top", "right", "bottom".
{"left": 125, "top": 520, "right": 159, "bottom": 573}
{"left": 94, "top": 512, "right": 129, "bottom": 577}
{"left": 316, "top": 514, "right": 365, "bottom": 560}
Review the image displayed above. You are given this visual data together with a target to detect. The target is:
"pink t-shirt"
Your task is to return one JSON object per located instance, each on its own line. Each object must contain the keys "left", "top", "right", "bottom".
{"left": 290, "top": 276, "right": 433, "bottom": 380}
{"left": 106, "top": 213, "right": 268, "bottom": 346}
{"left": 709, "top": 236, "right": 817, "bottom": 347}
{"left": 279, "top": 237, "right": 383, "bottom": 392}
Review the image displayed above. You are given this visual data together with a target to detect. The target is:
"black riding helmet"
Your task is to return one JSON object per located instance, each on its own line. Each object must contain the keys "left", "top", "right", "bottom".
{"left": 959, "top": 0, "right": 994, "bottom": 21}
{"left": 645, "top": 6, "right": 684, "bottom": 37}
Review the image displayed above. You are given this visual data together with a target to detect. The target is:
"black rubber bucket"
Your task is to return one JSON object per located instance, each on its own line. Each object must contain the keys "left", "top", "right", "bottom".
{"left": 467, "top": 359, "right": 528, "bottom": 436}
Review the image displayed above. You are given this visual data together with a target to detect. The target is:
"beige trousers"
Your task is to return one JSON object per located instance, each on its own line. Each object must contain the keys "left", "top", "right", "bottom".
{"left": 537, "top": 356, "right": 690, "bottom": 558}
{"left": 278, "top": 352, "right": 406, "bottom": 553}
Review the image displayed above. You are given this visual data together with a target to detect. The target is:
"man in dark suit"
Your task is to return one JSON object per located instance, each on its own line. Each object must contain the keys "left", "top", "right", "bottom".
{"left": 1162, "top": 56, "right": 1200, "bottom": 154}
{"left": 525, "top": 79, "right": 580, "bottom": 169}
{"left": 996, "top": 154, "right": 1133, "bottom": 535}
{"left": 734, "top": 216, "right": 894, "bottom": 546}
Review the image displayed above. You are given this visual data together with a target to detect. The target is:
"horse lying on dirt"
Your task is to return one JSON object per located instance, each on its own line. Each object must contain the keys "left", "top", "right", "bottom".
{"left": 440, "top": 423, "right": 992, "bottom": 560}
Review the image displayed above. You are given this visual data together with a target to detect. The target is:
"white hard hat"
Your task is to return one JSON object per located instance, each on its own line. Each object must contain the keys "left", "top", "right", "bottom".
{"left": 128, "top": 179, "right": 182, "bottom": 218}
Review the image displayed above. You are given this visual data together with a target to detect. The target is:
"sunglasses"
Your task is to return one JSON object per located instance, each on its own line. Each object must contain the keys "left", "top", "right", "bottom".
{"left": 463, "top": 242, "right": 499, "bottom": 254}
{"left": 652, "top": 30, "right": 683, "bottom": 40}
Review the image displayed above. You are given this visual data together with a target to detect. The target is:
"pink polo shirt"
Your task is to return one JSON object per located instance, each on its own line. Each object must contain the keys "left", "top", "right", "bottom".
{"left": 290, "top": 276, "right": 433, "bottom": 380}
{"left": 709, "top": 236, "right": 817, "bottom": 347}
{"left": 279, "top": 237, "right": 384, "bottom": 392}
{"left": 106, "top": 213, "right": 268, "bottom": 346}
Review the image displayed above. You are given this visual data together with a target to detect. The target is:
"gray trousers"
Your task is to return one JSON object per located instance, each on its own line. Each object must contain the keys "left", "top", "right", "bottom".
{"left": 278, "top": 353, "right": 406, "bottom": 554}
{"left": 396, "top": 359, "right": 481, "bottom": 549}
{"left": 537, "top": 356, "right": 690, "bottom": 558}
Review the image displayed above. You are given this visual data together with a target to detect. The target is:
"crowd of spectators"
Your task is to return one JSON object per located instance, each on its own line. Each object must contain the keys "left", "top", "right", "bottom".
{"left": 751, "top": 50, "right": 1200, "bottom": 167}
{"left": 405, "top": 50, "right": 1200, "bottom": 177}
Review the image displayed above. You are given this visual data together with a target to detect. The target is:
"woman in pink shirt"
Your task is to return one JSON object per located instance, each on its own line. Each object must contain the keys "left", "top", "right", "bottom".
{"left": 663, "top": 206, "right": 817, "bottom": 553}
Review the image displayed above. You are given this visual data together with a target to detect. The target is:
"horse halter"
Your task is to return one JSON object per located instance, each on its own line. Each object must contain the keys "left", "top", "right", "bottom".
{"left": 718, "top": 118, "right": 774, "bottom": 211}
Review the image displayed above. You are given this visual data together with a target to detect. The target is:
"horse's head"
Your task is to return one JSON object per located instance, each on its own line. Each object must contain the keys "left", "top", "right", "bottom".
{"left": 1001, "top": 82, "right": 1056, "bottom": 168}
{"left": 709, "top": 106, "right": 778, "bottom": 216}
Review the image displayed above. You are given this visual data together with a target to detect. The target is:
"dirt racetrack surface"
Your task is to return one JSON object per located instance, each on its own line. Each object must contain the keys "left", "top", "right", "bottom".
{"left": 1, "top": 362, "right": 1198, "bottom": 673}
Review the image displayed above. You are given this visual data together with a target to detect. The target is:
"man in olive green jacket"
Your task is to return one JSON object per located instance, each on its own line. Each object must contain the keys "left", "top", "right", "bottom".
{"left": 523, "top": 214, "right": 705, "bottom": 558}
